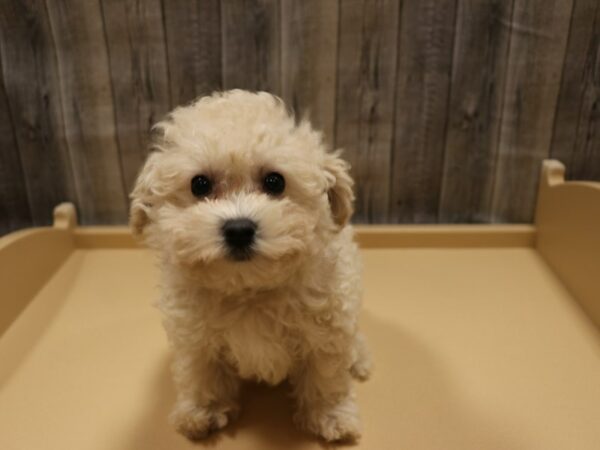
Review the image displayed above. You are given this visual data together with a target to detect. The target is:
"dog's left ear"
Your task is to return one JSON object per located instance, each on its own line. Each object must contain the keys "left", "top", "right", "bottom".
{"left": 323, "top": 151, "right": 355, "bottom": 228}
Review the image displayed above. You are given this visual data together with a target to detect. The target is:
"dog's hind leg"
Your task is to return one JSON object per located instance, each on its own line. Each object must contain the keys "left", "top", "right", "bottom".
{"left": 349, "top": 331, "right": 372, "bottom": 382}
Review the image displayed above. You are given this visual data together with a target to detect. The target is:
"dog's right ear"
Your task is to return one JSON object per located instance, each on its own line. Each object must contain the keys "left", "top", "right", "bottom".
{"left": 129, "top": 152, "right": 159, "bottom": 238}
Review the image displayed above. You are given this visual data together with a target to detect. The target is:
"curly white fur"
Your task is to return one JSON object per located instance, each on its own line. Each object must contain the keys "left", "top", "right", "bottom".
{"left": 130, "top": 90, "right": 371, "bottom": 442}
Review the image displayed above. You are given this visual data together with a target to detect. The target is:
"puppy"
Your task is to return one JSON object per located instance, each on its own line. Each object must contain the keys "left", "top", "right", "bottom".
{"left": 130, "top": 90, "right": 371, "bottom": 442}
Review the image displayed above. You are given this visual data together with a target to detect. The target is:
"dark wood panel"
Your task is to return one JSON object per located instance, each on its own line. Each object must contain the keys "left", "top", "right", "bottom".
{"left": 222, "top": 0, "right": 281, "bottom": 94}
{"left": 0, "top": 0, "right": 77, "bottom": 226}
{"left": 551, "top": 0, "right": 600, "bottom": 181}
{"left": 100, "top": 0, "right": 171, "bottom": 194}
{"left": 281, "top": 0, "right": 338, "bottom": 148}
{"left": 490, "top": 0, "right": 574, "bottom": 223}
{"left": 0, "top": 0, "right": 598, "bottom": 230}
{"left": 335, "top": 0, "right": 399, "bottom": 223}
{"left": 162, "top": 0, "right": 222, "bottom": 106}
{"left": 46, "top": 0, "right": 128, "bottom": 224}
{"left": 0, "top": 58, "right": 31, "bottom": 235}
{"left": 438, "top": 0, "right": 514, "bottom": 223}
{"left": 391, "top": 0, "right": 457, "bottom": 223}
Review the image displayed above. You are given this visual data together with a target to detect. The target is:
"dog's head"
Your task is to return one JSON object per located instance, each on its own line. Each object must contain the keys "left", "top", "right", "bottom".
{"left": 130, "top": 90, "right": 354, "bottom": 292}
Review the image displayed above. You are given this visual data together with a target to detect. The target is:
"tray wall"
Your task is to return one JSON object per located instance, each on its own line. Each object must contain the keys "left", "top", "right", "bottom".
{"left": 535, "top": 160, "right": 600, "bottom": 329}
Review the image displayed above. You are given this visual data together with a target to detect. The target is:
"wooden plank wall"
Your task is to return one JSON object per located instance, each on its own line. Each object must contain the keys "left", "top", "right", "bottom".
{"left": 0, "top": 0, "right": 599, "bottom": 234}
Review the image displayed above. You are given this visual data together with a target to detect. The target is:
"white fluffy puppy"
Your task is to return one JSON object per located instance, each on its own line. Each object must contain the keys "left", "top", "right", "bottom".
{"left": 130, "top": 90, "right": 371, "bottom": 442}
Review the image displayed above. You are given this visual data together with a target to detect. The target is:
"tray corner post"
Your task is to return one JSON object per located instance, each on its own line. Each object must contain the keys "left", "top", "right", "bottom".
{"left": 540, "top": 159, "right": 565, "bottom": 188}
{"left": 53, "top": 203, "right": 78, "bottom": 230}
{"left": 535, "top": 159, "right": 565, "bottom": 225}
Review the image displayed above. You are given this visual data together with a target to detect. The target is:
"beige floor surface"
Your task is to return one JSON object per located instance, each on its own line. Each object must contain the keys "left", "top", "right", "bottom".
{"left": 1, "top": 247, "right": 600, "bottom": 450}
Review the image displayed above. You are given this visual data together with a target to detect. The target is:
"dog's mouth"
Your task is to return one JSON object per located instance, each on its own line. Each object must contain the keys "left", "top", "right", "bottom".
{"left": 227, "top": 247, "right": 255, "bottom": 262}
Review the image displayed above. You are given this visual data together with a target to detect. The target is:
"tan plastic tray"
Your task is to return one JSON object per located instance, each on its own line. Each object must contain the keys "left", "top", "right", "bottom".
{"left": 1, "top": 160, "right": 599, "bottom": 450}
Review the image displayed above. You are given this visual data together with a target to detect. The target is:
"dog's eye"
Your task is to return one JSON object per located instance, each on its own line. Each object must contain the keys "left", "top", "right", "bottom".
{"left": 191, "top": 175, "right": 212, "bottom": 197}
{"left": 263, "top": 172, "right": 285, "bottom": 195}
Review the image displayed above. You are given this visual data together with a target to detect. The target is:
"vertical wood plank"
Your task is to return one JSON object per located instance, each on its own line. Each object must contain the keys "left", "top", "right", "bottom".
{"left": 100, "top": 0, "right": 171, "bottom": 194}
{"left": 46, "top": 0, "right": 128, "bottom": 224}
{"left": 281, "top": 0, "right": 338, "bottom": 148}
{"left": 222, "top": 0, "right": 281, "bottom": 94}
{"left": 162, "top": 0, "right": 222, "bottom": 106}
{"left": 491, "top": 0, "right": 574, "bottom": 223}
{"left": 438, "top": 0, "right": 514, "bottom": 223}
{"left": 0, "top": 0, "right": 77, "bottom": 226}
{"left": 334, "top": 0, "right": 399, "bottom": 223}
{"left": 390, "top": 0, "right": 457, "bottom": 223}
{"left": 551, "top": 0, "right": 600, "bottom": 181}
{"left": 0, "top": 62, "right": 32, "bottom": 235}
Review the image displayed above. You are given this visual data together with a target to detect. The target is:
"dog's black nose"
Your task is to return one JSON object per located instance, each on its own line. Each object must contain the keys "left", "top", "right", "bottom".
{"left": 222, "top": 218, "right": 257, "bottom": 250}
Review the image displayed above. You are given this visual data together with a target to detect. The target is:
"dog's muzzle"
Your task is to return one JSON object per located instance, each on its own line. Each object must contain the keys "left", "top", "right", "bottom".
{"left": 222, "top": 218, "right": 257, "bottom": 261}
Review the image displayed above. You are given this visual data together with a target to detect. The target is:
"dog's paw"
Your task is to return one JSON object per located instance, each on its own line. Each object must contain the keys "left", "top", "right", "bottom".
{"left": 170, "top": 400, "right": 237, "bottom": 440}
{"left": 350, "top": 358, "right": 372, "bottom": 382}
{"left": 295, "top": 398, "right": 361, "bottom": 442}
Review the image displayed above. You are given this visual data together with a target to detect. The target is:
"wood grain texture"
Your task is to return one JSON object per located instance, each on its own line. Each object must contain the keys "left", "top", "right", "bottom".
{"left": 0, "top": 0, "right": 77, "bottom": 226}
{"left": 46, "top": 0, "right": 128, "bottom": 224}
{"left": 281, "top": 0, "right": 338, "bottom": 147}
{"left": 335, "top": 0, "right": 399, "bottom": 223}
{"left": 491, "top": 0, "right": 574, "bottom": 223}
{"left": 162, "top": 0, "right": 222, "bottom": 106}
{"left": 391, "top": 0, "right": 458, "bottom": 223}
{"left": 100, "top": 0, "right": 171, "bottom": 194}
{"left": 221, "top": 0, "right": 281, "bottom": 94}
{"left": 0, "top": 59, "right": 31, "bottom": 235}
{"left": 551, "top": 0, "right": 600, "bottom": 182}
{"left": 2, "top": 1, "right": 600, "bottom": 231}
{"left": 438, "top": 0, "right": 514, "bottom": 223}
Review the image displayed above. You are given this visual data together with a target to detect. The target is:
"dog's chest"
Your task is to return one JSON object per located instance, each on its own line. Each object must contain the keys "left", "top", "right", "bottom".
{"left": 220, "top": 307, "right": 296, "bottom": 385}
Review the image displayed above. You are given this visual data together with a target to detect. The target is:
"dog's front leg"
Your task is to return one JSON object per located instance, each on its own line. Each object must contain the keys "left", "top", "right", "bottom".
{"left": 169, "top": 348, "right": 240, "bottom": 440}
{"left": 291, "top": 350, "right": 361, "bottom": 442}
